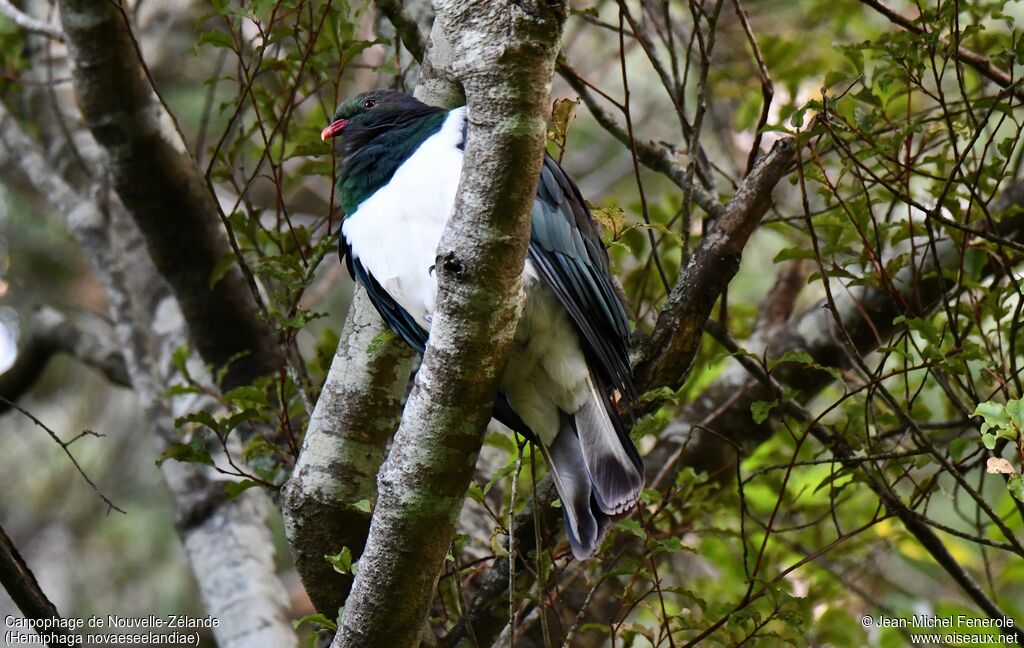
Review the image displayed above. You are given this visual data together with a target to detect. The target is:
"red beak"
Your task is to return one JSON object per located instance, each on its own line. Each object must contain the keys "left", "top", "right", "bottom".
{"left": 321, "top": 119, "right": 349, "bottom": 142}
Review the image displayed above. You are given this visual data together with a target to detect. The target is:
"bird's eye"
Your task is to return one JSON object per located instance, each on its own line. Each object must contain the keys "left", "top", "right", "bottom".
{"left": 363, "top": 99, "right": 376, "bottom": 109}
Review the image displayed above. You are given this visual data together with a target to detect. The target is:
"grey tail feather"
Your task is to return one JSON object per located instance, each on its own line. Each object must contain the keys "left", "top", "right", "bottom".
{"left": 543, "top": 414, "right": 606, "bottom": 560}
{"left": 542, "top": 396, "right": 644, "bottom": 560}
{"left": 574, "top": 378, "right": 645, "bottom": 517}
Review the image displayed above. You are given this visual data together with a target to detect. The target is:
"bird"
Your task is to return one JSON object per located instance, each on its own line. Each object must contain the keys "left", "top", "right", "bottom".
{"left": 322, "top": 89, "right": 644, "bottom": 559}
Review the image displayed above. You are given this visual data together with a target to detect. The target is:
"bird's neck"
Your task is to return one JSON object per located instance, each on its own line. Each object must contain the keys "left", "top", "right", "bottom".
{"left": 336, "top": 109, "right": 448, "bottom": 215}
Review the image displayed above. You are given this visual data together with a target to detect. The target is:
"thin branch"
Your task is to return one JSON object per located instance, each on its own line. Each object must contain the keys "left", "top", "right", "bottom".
{"left": 0, "top": 306, "right": 131, "bottom": 415}
{"left": 635, "top": 136, "right": 796, "bottom": 392}
{"left": 374, "top": 0, "right": 426, "bottom": 63}
{"left": 0, "top": 336, "right": 56, "bottom": 416}
{"left": 616, "top": 1, "right": 670, "bottom": 293}
{"left": 697, "top": 321, "right": 1023, "bottom": 642}
{"left": 732, "top": 0, "right": 773, "bottom": 175}
{"left": 0, "top": 395, "right": 124, "bottom": 514}
{"left": 622, "top": 2, "right": 714, "bottom": 189}
{"left": 0, "top": 0, "right": 63, "bottom": 41}
{"left": 558, "top": 59, "right": 723, "bottom": 219}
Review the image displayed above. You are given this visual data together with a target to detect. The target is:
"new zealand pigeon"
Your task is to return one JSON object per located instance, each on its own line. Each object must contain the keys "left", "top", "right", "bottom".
{"left": 322, "top": 89, "right": 644, "bottom": 559}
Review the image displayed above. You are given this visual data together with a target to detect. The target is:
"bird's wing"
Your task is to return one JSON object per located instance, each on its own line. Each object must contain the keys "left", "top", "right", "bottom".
{"left": 340, "top": 240, "right": 429, "bottom": 353}
{"left": 529, "top": 155, "right": 636, "bottom": 403}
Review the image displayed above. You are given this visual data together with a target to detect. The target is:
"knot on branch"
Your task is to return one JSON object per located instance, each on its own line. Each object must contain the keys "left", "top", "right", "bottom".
{"left": 440, "top": 252, "right": 465, "bottom": 278}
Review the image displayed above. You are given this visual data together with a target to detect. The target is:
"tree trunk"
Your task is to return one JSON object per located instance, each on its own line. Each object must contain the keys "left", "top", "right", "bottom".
{"left": 334, "top": 2, "right": 568, "bottom": 646}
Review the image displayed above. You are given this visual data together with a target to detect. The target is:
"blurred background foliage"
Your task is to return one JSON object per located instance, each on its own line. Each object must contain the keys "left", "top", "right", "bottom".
{"left": 1, "top": 0, "right": 1023, "bottom": 646}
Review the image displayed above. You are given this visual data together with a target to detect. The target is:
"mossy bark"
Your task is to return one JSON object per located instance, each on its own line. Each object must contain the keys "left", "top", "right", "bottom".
{"left": 282, "top": 289, "right": 414, "bottom": 614}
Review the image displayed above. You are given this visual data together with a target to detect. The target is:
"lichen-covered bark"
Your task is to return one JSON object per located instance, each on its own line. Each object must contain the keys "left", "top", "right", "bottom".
{"left": 414, "top": 11, "right": 463, "bottom": 109}
{"left": 56, "top": 0, "right": 282, "bottom": 389}
{"left": 282, "top": 288, "right": 414, "bottom": 614}
{"left": 0, "top": 0, "right": 61, "bottom": 41}
{"left": 374, "top": 0, "right": 426, "bottom": 64}
{"left": 333, "top": 2, "right": 567, "bottom": 646}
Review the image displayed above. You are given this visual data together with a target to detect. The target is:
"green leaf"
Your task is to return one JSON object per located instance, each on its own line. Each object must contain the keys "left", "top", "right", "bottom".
{"left": 467, "top": 482, "right": 485, "bottom": 503}
{"left": 982, "top": 432, "right": 998, "bottom": 450}
{"left": 751, "top": 400, "right": 776, "bottom": 424}
{"left": 893, "top": 315, "right": 942, "bottom": 347}
{"left": 1008, "top": 475, "right": 1024, "bottom": 503}
{"left": 156, "top": 440, "right": 214, "bottom": 467}
{"left": 171, "top": 344, "right": 190, "bottom": 375}
{"left": 225, "top": 480, "right": 261, "bottom": 498}
{"left": 949, "top": 436, "right": 971, "bottom": 460}
{"left": 325, "top": 547, "right": 353, "bottom": 575}
{"left": 639, "top": 386, "right": 680, "bottom": 405}
{"left": 1006, "top": 399, "right": 1024, "bottom": 435}
{"left": 242, "top": 436, "right": 277, "bottom": 462}
{"left": 352, "top": 499, "right": 372, "bottom": 513}
{"left": 590, "top": 202, "right": 628, "bottom": 239}
{"left": 652, "top": 536, "right": 695, "bottom": 555}
{"left": 209, "top": 253, "right": 237, "bottom": 289}
{"left": 222, "top": 385, "right": 269, "bottom": 407}
{"left": 194, "top": 29, "right": 235, "bottom": 52}
{"left": 767, "top": 350, "right": 814, "bottom": 371}
{"left": 790, "top": 104, "right": 811, "bottom": 128}
{"left": 222, "top": 408, "right": 259, "bottom": 433}
{"left": 175, "top": 410, "right": 221, "bottom": 433}
{"left": 164, "top": 384, "right": 202, "bottom": 397}
{"left": 972, "top": 400, "right": 1020, "bottom": 442}
{"left": 773, "top": 246, "right": 818, "bottom": 263}
{"left": 292, "top": 613, "right": 337, "bottom": 631}
{"left": 483, "top": 430, "right": 516, "bottom": 454}
{"left": 617, "top": 519, "right": 646, "bottom": 540}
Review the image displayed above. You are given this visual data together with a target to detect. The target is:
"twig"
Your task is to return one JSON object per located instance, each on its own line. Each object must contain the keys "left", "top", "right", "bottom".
{"left": 507, "top": 442, "right": 524, "bottom": 648}
{"left": 558, "top": 58, "right": 723, "bottom": 218}
{"left": 635, "top": 136, "right": 796, "bottom": 392}
{"left": 0, "top": 395, "right": 124, "bottom": 514}
{"left": 616, "top": 1, "right": 670, "bottom": 293}
{"left": 732, "top": 0, "right": 773, "bottom": 175}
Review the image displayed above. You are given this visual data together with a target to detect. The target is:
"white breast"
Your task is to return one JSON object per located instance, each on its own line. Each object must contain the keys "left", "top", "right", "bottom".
{"left": 342, "top": 107, "right": 468, "bottom": 329}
